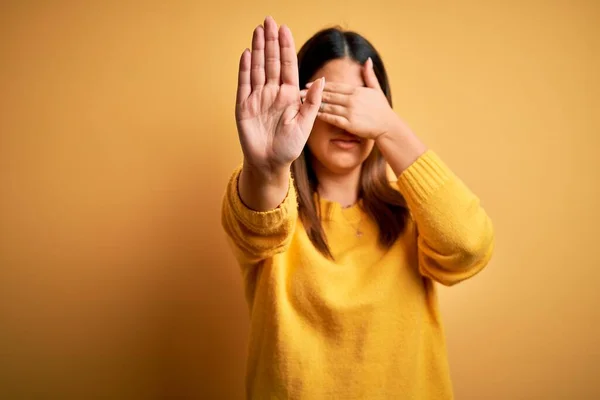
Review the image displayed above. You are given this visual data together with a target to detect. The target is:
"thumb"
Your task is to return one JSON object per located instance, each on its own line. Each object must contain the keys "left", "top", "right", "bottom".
{"left": 363, "top": 57, "right": 381, "bottom": 90}
{"left": 298, "top": 77, "right": 325, "bottom": 134}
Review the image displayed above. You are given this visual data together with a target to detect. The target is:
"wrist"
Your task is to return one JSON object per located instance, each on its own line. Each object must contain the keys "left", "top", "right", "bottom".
{"left": 239, "top": 161, "right": 291, "bottom": 212}
{"left": 377, "top": 113, "right": 411, "bottom": 143}
{"left": 375, "top": 116, "right": 428, "bottom": 176}
{"left": 242, "top": 160, "right": 291, "bottom": 188}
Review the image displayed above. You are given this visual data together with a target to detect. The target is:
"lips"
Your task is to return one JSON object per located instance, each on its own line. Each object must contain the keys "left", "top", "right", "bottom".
{"left": 330, "top": 136, "right": 361, "bottom": 149}
{"left": 331, "top": 134, "right": 362, "bottom": 143}
{"left": 332, "top": 138, "right": 361, "bottom": 143}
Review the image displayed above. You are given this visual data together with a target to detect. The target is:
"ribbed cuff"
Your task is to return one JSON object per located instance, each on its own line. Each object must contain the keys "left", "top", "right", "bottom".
{"left": 227, "top": 166, "right": 298, "bottom": 233}
{"left": 396, "top": 151, "right": 454, "bottom": 205}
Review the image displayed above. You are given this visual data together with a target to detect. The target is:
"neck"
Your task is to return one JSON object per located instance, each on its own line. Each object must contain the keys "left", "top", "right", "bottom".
{"left": 313, "top": 163, "right": 362, "bottom": 208}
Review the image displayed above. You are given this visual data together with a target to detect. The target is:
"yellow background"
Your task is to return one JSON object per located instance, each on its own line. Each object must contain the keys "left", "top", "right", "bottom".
{"left": 1, "top": 1, "right": 599, "bottom": 398}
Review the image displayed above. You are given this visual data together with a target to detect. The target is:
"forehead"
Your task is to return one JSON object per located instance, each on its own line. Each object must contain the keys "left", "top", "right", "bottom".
{"left": 311, "top": 58, "right": 365, "bottom": 86}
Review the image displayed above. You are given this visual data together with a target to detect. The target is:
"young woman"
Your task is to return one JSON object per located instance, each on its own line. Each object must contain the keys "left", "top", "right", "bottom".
{"left": 222, "top": 16, "right": 494, "bottom": 400}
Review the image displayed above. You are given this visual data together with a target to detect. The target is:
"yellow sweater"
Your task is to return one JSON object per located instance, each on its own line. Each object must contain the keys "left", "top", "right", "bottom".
{"left": 221, "top": 151, "right": 494, "bottom": 400}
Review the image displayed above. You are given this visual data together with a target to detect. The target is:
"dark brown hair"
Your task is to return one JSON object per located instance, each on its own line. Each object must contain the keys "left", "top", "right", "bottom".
{"left": 292, "top": 27, "right": 409, "bottom": 259}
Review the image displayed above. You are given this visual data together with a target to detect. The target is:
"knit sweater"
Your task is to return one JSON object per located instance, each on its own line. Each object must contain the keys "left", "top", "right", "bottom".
{"left": 221, "top": 150, "right": 494, "bottom": 400}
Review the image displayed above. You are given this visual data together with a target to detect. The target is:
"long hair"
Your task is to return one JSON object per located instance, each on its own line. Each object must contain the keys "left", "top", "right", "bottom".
{"left": 292, "top": 27, "right": 409, "bottom": 259}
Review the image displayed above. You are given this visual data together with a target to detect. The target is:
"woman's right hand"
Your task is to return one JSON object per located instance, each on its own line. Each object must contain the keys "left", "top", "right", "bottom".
{"left": 235, "top": 16, "right": 324, "bottom": 177}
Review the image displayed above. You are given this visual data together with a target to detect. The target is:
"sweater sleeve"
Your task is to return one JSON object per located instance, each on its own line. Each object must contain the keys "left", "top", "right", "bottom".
{"left": 396, "top": 151, "right": 495, "bottom": 286}
{"left": 221, "top": 166, "right": 298, "bottom": 269}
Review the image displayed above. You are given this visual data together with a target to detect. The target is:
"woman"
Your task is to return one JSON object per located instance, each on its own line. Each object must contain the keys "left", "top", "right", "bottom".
{"left": 222, "top": 16, "right": 494, "bottom": 400}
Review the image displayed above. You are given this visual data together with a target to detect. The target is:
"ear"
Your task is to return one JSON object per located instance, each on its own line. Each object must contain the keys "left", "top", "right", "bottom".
{"left": 362, "top": 57, "right": 382, "bottom": 90}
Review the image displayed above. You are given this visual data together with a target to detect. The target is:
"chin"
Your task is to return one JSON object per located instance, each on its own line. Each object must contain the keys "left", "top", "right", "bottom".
{"left": 307, "top": 139, "right": 374, "bottom": 175}
{"left": 319, "top": 153, "right": 364, "bottom": 174}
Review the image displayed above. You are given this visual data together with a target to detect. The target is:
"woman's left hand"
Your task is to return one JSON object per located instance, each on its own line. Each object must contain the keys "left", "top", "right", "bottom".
{"left": 300, "top": 58, "right": 401, "bottom": 140}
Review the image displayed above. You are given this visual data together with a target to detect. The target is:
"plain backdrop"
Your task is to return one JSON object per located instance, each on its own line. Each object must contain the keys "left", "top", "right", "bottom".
{"left": 1, "top": 1, "right": 599, "bottom": 398}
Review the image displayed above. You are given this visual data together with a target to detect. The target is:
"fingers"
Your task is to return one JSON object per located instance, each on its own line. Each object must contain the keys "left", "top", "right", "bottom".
{"left": 300, "top": 80, "right": 350, "bottom": 124}
{"left": 264, "top": 16, "right": 280, "bottom": 85}
{"left": 301, "top": 89, "right": 349, "bottom": 106}
{"left": 306, "top": 81, "right": 355, "bottom": 94}
{"left": 316, "top": 112, "right": 350, "bottom": 130}
{"left": 298, "top": 77, "right": 325, "bottom": 133}
{"left": 318, "top": 102, "right": 348, "bottom": 117}
{"left": 251, "top": 26, "right": 265, "bottom": 88}
{"left": 236, "top": 49, "right": 252, "bottom": 105}
{"left": 279, "top": 24, "right": 298, "bottom": 86}
{"left": 363, "top": 57, "right": 382, "bottom": 90}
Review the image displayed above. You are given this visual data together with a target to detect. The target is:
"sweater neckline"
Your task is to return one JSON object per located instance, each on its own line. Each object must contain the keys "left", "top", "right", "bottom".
{"left": 313, "top": 193, "right": 364, "bottom": 223}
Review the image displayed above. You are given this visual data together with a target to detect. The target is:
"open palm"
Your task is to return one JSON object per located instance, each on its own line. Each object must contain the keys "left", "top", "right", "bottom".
{"left": 235, "top": 17, "right": 324, "bottom": 172}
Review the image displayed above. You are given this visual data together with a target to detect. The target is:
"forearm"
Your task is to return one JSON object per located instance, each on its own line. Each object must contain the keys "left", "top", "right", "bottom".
{"left": 239, "top": 161, "right": 291, "bottom": 211}
{"left": 222, "top": 164, "right": 298, "bottom": 267}
{"left": 394, "top": 150, "right": 495, "bottom": 285}
{"left": 375, "top": 116, "right": 428, "bottom": 177}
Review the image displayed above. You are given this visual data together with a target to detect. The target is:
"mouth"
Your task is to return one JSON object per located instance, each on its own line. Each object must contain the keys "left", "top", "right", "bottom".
{"left": 330, "top": 137, "right": 361, "bottom": 149}
{"left": 330, "top": 133, "right": 362, "bottom": 149}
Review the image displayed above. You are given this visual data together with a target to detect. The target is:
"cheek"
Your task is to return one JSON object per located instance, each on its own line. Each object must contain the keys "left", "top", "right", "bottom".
{"left": 310, "top": 119, "right": 335, "bottom": 139}
{"left": 307, "top": 120, "right": 333, "bottom": 153}
{"left": 355, "top": 140, "right": 376, "bottom": 164}
{"left": 362, "top": 140, "right": 375, "bottom": 156}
